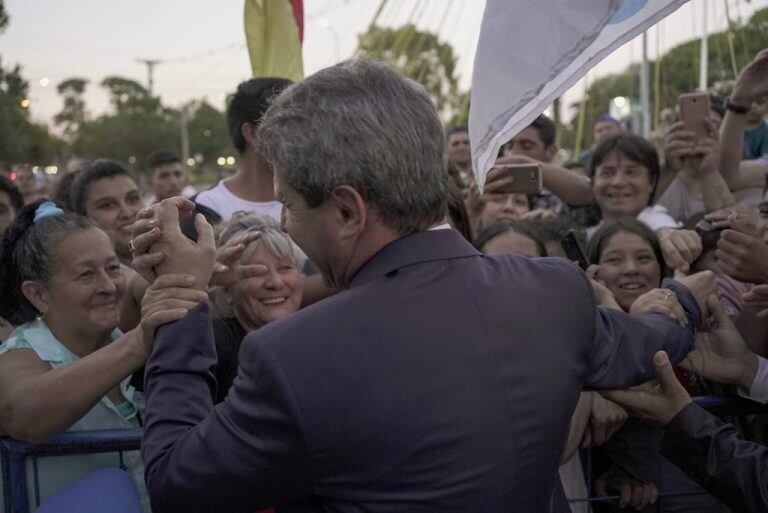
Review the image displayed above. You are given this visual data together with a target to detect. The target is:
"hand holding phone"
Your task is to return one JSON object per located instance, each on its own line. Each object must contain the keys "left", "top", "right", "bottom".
{"left": 485, "top": 164, "right": 542, "bottom": 195}
{"left": 678, "top": 93, "right": 711, "bottom": 142}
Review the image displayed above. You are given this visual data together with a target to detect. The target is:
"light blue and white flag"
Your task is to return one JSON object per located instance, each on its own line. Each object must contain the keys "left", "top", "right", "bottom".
{"left": 469, "top": 0, "right": 689, "bottom": 189}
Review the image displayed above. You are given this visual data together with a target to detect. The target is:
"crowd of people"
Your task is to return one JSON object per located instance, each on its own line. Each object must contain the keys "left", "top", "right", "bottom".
{"left": 0, "top": 47, "right": 767, "bottom": 513}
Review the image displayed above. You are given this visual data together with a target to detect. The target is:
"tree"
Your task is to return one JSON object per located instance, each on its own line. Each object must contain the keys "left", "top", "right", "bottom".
{"left": 101, "top": 76, "right": 162, "bottom": 116}
{"left": 71, "top": 76, "right": 180, "bottom": 164}
{"left": 54, "top": 78, "right": 89, "bottom": 139}
{"left": 562, "top": 6, "right": 768, "bottom": 153}
{"left": 0, "top": 0, "right": 8, "bottom": 35}
{"left": 187, "top": 100, "right": 231, "bottom": 165}
{"left": 357, "top": 24, "right": 464, "bottom": 120}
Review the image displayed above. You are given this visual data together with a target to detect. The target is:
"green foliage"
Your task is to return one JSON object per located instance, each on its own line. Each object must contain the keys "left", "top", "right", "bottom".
{"left": 357, "top": 23, "right": 464, "bottom": 120}
{"left": 0, "top": 58, "right": 62, "bottom": 164}
{"left": 57, "top": 77, "right": 232, "bottom": 176}
{"left": 0, "top": 0, "right": 8, "bottom": 35}
{"left": 54, "top": 78, "right": 89, "bottom": 139}
{"left": 186, "top": 100, "right": 232, "bottom": 165}
{"left": 562, "top": 6, "right": 768, "bottom": 153}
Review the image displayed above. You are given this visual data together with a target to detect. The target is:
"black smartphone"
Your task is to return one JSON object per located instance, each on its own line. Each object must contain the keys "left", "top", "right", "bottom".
{"left": 560, "top": 229, "right": 589, "bottom": 270}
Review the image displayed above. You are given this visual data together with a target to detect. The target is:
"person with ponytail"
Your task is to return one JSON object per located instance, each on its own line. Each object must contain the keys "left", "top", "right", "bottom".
{"left": 0, "top": 200, "right": 207, "bottom": 509}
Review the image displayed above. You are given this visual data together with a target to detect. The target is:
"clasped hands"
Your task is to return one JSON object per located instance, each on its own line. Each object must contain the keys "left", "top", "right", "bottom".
{"left": 129, "top": 197, "right": 266, "bottom": 351}
{"left": 604, "top": 295, "right": 759, "bottom": 427}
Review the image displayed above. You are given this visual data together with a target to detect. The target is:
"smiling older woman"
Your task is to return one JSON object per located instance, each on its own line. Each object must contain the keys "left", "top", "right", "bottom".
{"left": 0, "top": 200, "right": 205, "bottom": 510}
{"left": 207, "top": 212, "right": 306, "bottom": 403}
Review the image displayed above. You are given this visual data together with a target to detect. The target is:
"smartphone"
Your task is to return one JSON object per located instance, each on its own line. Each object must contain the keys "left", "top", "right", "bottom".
{"left": 560, "top": 229, "right": 589, "bottom": 270}
{"left": 490, "top": 164, "right": 542, "bottom": 195}
{"left": 678, "top": 92, "right": 711, "bottom": 141}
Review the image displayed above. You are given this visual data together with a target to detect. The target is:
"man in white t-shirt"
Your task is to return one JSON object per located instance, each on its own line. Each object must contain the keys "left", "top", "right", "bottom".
{"left": 196, "top": 78, "right": 292, "bottom": 222}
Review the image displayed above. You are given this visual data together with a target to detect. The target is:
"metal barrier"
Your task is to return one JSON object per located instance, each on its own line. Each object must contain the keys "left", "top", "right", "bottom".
{"left": 1, "top": 428, "right": 141, "bottom": 513}
{"left": 567, "top": 394, "right": 768, "bottom": 509}
{"left": 0, "top": 396, "right": 765, "bottom": 512}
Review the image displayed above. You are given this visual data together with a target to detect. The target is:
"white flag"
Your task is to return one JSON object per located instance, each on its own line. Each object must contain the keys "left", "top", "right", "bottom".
{"left": 469, "top": 0, "right": 690, "bottom": 189}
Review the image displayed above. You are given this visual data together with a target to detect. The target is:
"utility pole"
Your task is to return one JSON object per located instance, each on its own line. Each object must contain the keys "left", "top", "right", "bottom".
{"left": 699, "top": 0, "right": 708, "bottom": 91}
{"left": 136, "top": 58, "right": 161, "bottom": 95}
{"left": 640, "top": 32, "right": 651, "bottom": 138}
{"left": 180, "top": 102, "right": 192, "bottom": 163}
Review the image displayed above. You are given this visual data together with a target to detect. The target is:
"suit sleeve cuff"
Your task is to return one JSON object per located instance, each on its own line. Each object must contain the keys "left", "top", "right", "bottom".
{"left": 738, "top": 355, "right": 768, "bottom": 404}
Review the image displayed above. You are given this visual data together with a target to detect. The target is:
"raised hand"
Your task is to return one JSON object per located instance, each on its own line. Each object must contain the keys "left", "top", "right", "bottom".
{"left": 586, "top": 264, "right": 621, "bottom": 309}
{"left": 663, "top": 121, "right": 696, "bottom": 174}
{"left": 673, "top": 270, "right": 716, "bottom": 318}
{"left": 716, "top": 229, "right": 768, "bottom": 283}
{"left": 658, "top": 228, "right": 702, "bottom": 274}
{"left": 145, "top": 198, "right": 216, "bottom": 291}
{"left": 130, "top": 197, "right": 197, "bottom": 283}
{"left": 731, "top": 49, "right": 768, "bottom": 106}
{"left": 209, "top": 231, "right": 264, "bottom": 287}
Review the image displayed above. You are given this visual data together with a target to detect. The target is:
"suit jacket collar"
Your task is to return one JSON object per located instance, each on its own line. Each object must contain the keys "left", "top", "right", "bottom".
{"left": 351, "top": 229, "right": 480, "bottom": 287}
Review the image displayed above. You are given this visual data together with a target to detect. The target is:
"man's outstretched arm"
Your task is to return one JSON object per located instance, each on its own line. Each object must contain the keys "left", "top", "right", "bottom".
{"left": 583, "top": 274, "right": 707, "bottom": 389}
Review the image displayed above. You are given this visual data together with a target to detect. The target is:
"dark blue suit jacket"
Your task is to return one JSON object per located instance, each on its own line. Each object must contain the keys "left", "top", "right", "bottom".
{"left": 142, "top": 229, "right": 701, "bottom": 513}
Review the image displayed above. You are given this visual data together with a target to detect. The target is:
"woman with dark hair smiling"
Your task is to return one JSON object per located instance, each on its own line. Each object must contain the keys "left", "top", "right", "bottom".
{"left": 70, "top": 159, "right": 143, "bottom": 267}
{"left": 587, "top": 217, "right": 728, "bottom": 512}
{"left": 589, "top": 133, "right": 703, "bottom": 275}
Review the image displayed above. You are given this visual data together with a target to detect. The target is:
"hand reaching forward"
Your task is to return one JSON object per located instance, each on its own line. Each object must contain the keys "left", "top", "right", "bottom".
{"left": 580, "top": 393, "right": 627, "bottom": 448}
{"left": 603, "top": 350, "right": 692, "bottom": 426}
{"left": 673, "top": 270, "right": 716, "bottom": 318}
{"left": 716, "top": 229, "right": 768, "bottom": 284}
{"left": 680, "top": 295, "right": 759, "bottom": 390}
{"left": 209, "top": 231, "right": 265, "bottom": 287}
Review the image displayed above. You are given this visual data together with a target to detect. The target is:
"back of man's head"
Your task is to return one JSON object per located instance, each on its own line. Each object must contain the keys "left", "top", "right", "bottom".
{"left": 529, "top": 114, "right": 556, "bottom": 148}
{"left": 258, "top": 58, "right": 447, "bottom": 235}
{"left": 227, "top": 78, "right": 293, "bottom": 155}
{"left": 145, "top": 149, "right": 181, "bottom": 175}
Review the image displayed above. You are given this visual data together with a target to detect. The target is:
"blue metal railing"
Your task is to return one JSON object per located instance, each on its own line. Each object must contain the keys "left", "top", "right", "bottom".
{"left": 567, "top": 394, "right": 768, "bottom": 508}
{"left": 1, "top": 428, "right": 141, "bottom": 513}
{"left": 1, "top": 396, "right": 766, "bottom": 513}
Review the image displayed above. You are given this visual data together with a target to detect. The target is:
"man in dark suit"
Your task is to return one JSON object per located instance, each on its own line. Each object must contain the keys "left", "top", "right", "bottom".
{"left": 133, "top": 58, "right": 714, "bottom": 513}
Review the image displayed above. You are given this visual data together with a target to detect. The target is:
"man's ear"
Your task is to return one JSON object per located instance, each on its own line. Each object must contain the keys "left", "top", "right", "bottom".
{"left": 328, "top": 185, "right": 367, "bottom": 239}
{"left": 21, "top": 281, "right": 49, "bottom": 317}
{"left": 241, "top": 121, "right": 258, "bottom": 148}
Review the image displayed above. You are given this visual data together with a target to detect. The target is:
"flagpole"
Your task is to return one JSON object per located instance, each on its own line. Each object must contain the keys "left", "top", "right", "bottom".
{"left": 699, "top": 0, "right": 708, "bottom": 90}
{"left": 640, "top": 31, "right": 651, "bottom": 138}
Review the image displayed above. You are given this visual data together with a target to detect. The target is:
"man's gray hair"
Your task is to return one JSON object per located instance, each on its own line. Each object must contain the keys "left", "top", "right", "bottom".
{"left": 257, "top": 58, "right": 448, "bottom": 235}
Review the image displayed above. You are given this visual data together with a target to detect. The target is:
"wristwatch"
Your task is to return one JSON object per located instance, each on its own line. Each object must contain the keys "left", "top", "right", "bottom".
{"left": 725, "top": 98, "right": 749, "bottom": 114}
